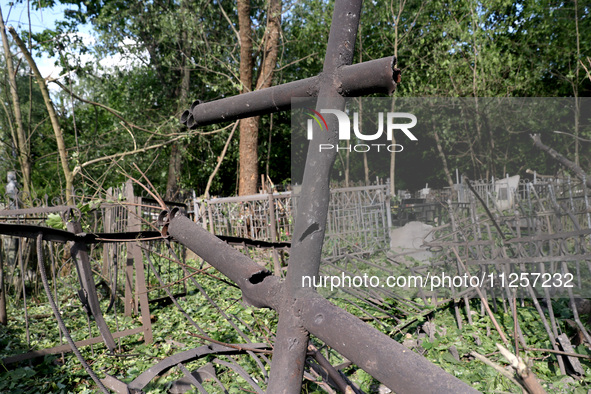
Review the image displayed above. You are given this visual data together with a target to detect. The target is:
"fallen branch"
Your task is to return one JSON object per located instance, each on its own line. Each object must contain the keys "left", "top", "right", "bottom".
{"left": 50, "top": 79, "right": 154, "bottom": 135}
{"left": 72, "top": 134, "right": 186, "bottom": 176}
{"left": 497, "top": 344, "right": 547, "bottom": 394}
{"left": 581, "top": 57, "right": 591, "bottom": 82}
{"left": 204, "top": 121, "right": 238, "bottom": 198}
{"left": 470, "top": 351, "right": 522, "bottom": 388}
{"left": 307, "top": 343, "right": 354, "bottom": 393}
{"left": 530, "top": 134, "right": 591, "bottom": 188}
{"left": 51, "top": 78, "right": 233, "bottom": 138}
{"left": 525, "top": 347, "right": 591, "bottom": 360}
{"left": 451, "top": 247, "right": 509, "bottom": 346}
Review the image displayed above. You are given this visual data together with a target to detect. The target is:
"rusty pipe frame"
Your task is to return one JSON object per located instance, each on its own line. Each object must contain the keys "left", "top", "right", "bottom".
{"left": 0, "top": 205, "right": 80, "bottom": 218}
{"left": 162, "top": 209, "right": 480, "bottom": 393}
{"left": 180, "top": 56, "right": 399, "bottom": 129}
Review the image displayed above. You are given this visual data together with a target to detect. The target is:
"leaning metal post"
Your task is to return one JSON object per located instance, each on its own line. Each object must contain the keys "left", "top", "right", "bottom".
{"left": 67, "top": 221, "right": 117, "bottom": 352}
{"left": 266, "top": 1, "right": 365, "bottom": 391}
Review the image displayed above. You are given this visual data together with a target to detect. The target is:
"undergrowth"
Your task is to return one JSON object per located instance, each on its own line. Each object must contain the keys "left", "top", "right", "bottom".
{"left": 1, "top": 266, "right": 591, "bottom": 393}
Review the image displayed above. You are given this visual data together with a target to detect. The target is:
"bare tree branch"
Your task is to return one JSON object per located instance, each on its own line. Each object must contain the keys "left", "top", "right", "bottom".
{"left": 497, "top": 344, "right": 547, "bottom": 394}
{"left": 72, "top": 134, "right": 186, "bottom": 177}
{"left": 531, "top": 134, "right": 591, "bottom": 188}
{"left": 204, "top": 121, "right": 238, "bottom": 198}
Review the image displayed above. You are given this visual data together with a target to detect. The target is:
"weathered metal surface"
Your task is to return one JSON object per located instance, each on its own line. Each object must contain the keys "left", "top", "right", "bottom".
{"left": 127, "top": 196, "right": 153, "bottom": 343}
{"left": 0, "top": 222, "right": 290, "bottom": 248}
{"left": 556, "top": 333, "right": 584, "bottom": 376}
{"left": 163, "top": 209, "right": 480, "bottom": 392}
{"left": 299, "top": 295, "right": 480, "bottom": 394}
{"left": 180, "top": 56, "right": 397, "bottom": 129}
{"left": 101, "top": 374, "right": 131, "bottom": 394}
{"left": 176, "top": 0, "right": 482, "bottom": 392}
{"left": 1, "top": 327, "right": 144, "bottom": 365}
{"left": 0, "top": 205, "right": 80, "bottom": 218}
{"left": 164, "top": 210, "right": 282, "bottom": 310}
{"left": 267, "top": 0, "right": 366, "bottom": 391}
{"left": 0, "top": 222, "right": 161, "bottom": 243}
{"left": 168, "top": 363, "right": 217, "bottom": 394}
{"left": 0, "top": 223, "right": 79, "bottom": 243}
{"left": 177, "top": 363, "right": 208, "bottom": 394}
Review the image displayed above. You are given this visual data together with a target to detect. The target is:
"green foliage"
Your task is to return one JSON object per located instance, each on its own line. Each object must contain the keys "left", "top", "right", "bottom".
{"left": 3, "top": 0, "right": 590, "bottom": 198}
{"left": 2, "top": 250, "right": 591, "bottom": 392}
{"left": 45, "top": 213, "right": 66, "bottom": 229}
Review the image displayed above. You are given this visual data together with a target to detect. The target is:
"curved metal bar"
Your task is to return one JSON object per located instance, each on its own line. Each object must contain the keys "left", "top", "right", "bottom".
{"left": 178, "top": 362, "right": 209, "bottom": 394}
{"left": 128, "top": 343, "right": 270, "bottom": 391}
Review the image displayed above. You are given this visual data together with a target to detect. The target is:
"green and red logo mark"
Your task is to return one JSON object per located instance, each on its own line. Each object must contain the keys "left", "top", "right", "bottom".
{"left": 304, "top": 108, "right": 328, "bottom": 134}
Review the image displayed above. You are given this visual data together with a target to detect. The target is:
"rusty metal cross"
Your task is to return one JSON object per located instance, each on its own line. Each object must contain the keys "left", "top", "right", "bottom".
{"left": 170, "top": 1, "right": 478, "bottom": 393}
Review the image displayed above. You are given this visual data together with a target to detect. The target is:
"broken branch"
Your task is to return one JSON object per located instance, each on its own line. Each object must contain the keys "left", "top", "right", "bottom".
{"left": 530, "top": 134, "right": 591, "bottom": 188}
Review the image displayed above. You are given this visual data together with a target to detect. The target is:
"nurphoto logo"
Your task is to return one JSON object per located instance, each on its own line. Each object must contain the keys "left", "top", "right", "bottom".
{"left": 305, "top": 109, "right": 418, "bottom": 152}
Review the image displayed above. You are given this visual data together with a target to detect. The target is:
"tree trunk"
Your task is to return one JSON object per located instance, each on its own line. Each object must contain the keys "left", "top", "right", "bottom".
{"left": 165, "top": 0, "right": 192, "bottom": 201}
{"left": 254, "top": 0, "right": 281, "bottom": 93}
{"left": 238, "top": 0, "right": 281, "bottom": 196}
{"left": 237, "top": 0, "right": 255, "bottom": 195}
{"left": 389, "top": 100, "right": 397, "bottom": 196}
{"left": 434, "top": 129, "right": 455, "bottom": 193}
{"left": 0, "top": 7, "right": 31, "bottom": 198}
{"left": 165, "top": 143, "right": 182, "bottom": 201}
{"left": 0, "top": 240, "right": 6, "bottom": 325}
{"left": 358, "top": 98, "right": 369, "bottom": 185}
{"left": 9, "top": 27, "right": 74, "bottom": 204}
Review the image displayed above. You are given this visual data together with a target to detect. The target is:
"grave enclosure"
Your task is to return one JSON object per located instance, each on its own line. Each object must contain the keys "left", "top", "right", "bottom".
{"left": 3, "top": 171, "right": 591, "bottom": 392}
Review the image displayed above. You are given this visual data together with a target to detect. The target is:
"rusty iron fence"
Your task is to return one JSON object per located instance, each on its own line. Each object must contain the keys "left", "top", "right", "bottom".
{"left": 193, "top": 182, "right": 392, "bottom": 260}
{"left": 0, "top": 180, "right": 197, "bottom": 365}
{"left": 0, "top": 179, "right": 392, "bottom": 368}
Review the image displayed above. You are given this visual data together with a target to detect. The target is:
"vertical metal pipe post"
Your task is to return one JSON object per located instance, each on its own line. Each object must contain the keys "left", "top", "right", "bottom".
{"left": 124, "top": 186, "right": 136, "bottom": 317}
{"left": 267, "top": 1, "right": 364, "bottom": 392}
{"left": 267, "top": 193, "right": 281, "bottom": 275}
{"left": 128, "top": 197, "right": 153, "bottom": 343}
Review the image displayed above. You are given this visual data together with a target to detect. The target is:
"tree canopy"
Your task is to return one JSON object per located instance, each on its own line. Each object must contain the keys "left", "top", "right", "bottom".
{"left": 1, "top": 0, "right": 590, "bottom": 200}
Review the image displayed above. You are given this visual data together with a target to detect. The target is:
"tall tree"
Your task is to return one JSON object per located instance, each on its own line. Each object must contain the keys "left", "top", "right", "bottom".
{"left": 9, "top": 27, "right": 75, "bottom": 204}
{"left": 166, "top": 0, "right": 193, "bottom": 201}
{"left": 238, "top": 0, "right": 282, "bottom": 196}
{"left": 0, "top": 6, "right": 31, "bottom": 197}
{"left": 28, "top": 0, "right": 244, "bottom": 197}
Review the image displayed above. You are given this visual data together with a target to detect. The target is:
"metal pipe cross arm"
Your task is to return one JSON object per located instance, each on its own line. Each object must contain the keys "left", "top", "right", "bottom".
{"left": 179, "top": 56, "right": 399, "bottom": 129}
{"left": 161, "top": 206, "right": 482, "bottom": 393}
